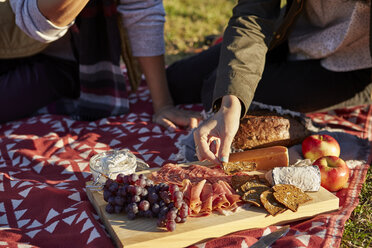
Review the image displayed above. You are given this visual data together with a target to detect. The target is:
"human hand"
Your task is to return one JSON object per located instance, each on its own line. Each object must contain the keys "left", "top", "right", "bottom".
{"left": 193, "top": 95, "right": 241, "bottom": 165}
{"left": 152, "top": 105, "right": 201, "bottom": 131}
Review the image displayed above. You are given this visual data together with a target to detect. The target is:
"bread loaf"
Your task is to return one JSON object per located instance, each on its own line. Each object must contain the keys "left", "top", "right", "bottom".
{"left": 232, "top": 111, "right": 310, "bottom": 150}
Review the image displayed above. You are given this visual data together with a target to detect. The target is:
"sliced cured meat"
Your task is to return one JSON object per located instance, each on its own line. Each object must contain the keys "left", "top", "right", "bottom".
{"left": 212, "top": 182, "right": 231, "bottom": 210}
{"left": 151, "top": 163, "right": 230, "bottom": 185}
{"left": 190, "top": 179, "right": 206, "bottom": 213}
{"left": 151, "top": 163, "right": 243, "bottom": 216}
{"left": 152, "top": 163, "right": 181, "bottom": 184}
{"left": 199, "top": 182, "right": 213, "bottom": 215}
{"left": 218, "top": 180, "right": 241, "bottom": 212}
{"left": 181, "top": 179, "right": 192, "bottom": 203}
{"left": 218, "top": 180, "right": 235, "bottom": 195}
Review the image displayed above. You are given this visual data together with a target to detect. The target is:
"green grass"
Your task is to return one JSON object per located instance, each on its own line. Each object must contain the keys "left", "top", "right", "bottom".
{"left": 341, "top": 166, "right": 372, "bottom": 248}
{"left": 163, "top": 1, "right": 372, "bottom": 247}
{"left": 163, "top": 0, "right": 236, "bottom": 64}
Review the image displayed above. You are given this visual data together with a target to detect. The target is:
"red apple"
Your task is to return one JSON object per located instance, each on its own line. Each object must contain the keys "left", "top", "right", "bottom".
{"left": 302, "top": 134, "right": 340, "bottom": 161}
{"left": 313, "top": 156, "right": 350, "bottom": 192}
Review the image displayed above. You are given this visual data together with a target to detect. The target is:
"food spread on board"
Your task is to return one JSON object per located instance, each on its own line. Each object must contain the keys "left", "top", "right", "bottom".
{"left": 92, "top": 131, "right": 349, "bottom": 235}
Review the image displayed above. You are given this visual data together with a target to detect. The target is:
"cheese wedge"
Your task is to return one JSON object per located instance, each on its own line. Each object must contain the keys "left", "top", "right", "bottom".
{"left": 265, "top": 165, "right": 321, "bottom": 192}
{"left": 228, "top": 146, "right": 289, "bottom": 171}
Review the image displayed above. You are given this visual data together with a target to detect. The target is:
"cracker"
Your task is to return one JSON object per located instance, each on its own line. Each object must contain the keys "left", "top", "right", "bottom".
{"left": 231, "top": 174, "right": 254, "bottom": 192}
{"left": 260, "top": 189, "right": 287, "bottom": 216}
{"left": 240, "top": 176, "right": 270, "bottom": 192}
{"left": 272, "top": 184, "right": 312, "bottom": 212}
{"left": 242, "top": 187, "right": 267, "bottom": 207}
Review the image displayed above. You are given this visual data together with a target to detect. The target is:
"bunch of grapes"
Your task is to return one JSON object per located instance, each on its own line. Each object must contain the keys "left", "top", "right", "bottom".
{"left": 102, "top": 173, "right": 189, "bottom": 232}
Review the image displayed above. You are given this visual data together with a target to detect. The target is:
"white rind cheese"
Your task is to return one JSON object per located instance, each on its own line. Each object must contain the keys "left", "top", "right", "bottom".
{"left": 266, "top": 165, "right": 321, "bottom": 192}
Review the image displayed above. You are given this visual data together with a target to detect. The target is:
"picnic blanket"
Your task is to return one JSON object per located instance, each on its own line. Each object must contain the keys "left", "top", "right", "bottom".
{"left": 0, "top": 79, "right": 370, "bottom": 248}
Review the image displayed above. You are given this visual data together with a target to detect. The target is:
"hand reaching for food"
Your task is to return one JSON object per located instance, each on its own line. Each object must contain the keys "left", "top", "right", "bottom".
{"left": 152, "top": 105, "right": 201, "bottom": 132}
{"left": 193, "top": 95, "right": 242, "bottom": 165}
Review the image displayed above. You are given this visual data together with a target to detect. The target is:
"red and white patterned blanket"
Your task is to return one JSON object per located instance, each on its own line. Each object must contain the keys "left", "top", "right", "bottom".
{"left": 0, "top": 83, "right": 370, "bottom": 248}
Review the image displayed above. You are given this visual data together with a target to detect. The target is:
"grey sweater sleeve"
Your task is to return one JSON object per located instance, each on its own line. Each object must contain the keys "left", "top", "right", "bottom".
{"left": 9, "top": 0, "right": 71, "bottom": 43}
{"left": 117, "top": 0, "right": 166, "bottom": 57}
{"left": 9, "top": 0, "right": 165, "bottom": 56}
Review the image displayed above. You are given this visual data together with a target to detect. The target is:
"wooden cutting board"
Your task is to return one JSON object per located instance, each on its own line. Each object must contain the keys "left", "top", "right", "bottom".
{"left": 86, "top": 163, "right": 339, "bottom": 248}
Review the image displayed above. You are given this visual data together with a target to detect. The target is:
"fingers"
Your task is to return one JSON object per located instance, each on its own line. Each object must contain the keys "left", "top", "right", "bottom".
{"left": 218, "top": 134, "right": 234, "bottom": 163}
{"left": 209, "top": 137, "right": 220, "bottom": 157}
{"left": 195, "top": 139, "right": 220, "bottom": 164}
{"left": 153, "top": 106, "right": 202, "bottom": 130}
{"left": 153, "top": 116, "right": 177, "bottom": 132}
{"left": 189, "top": 117, "right": 199, "bottom": 129}
{"left": 193, "top": 129, "right": 221, "bottom": 165}
{"left": 174, "top": 110, "right": 202, "bottom": 128}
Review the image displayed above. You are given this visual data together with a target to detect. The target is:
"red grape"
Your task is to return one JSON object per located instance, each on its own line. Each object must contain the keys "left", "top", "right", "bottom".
{"left": 172, "top": 191, "right": 183, "bottom": 201}
{"left": 151, "top": 203, "right": 160, "bottom": 215}
{"left": 166, "top": 209, "right": 177, "bottom": 220}
{"left": 166, "top": 220, "right": 176, "bottom": 232}
{"left": 132, "top": 195, "right": 141, "bottom": 203}
{"left": 103, "top": 190, "right": 112, "bottom": 202}
{"left": 129, "top": 174, "right": 139, "bottom": 184}
{"left": 116, "top": 173, "right": 125, "bottom": 183}
{"left": 105, "top": 203, "right": 114, "bottom": 214}
{"left": 114, "top": 196, "right": 125, "bottom": 206}
{"left": 139, "top": 200, "right": 150, "bottom": 211}
{"left": 103, "top": 174, "right": 188, "bottom": 231}
{"left": 114, "top": 205, "right": 123, "bottom": 214}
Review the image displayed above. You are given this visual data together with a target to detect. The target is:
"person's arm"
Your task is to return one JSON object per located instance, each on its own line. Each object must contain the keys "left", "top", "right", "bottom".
{"left": 213, "top": 0, "right": 287, "bottom": 116}
{"left": 37, "top": 0, "right": 89, "bottom": 27}
{"left": 117, "top": 0, "right": 166, "bottom": 58}
{"left": 10, "top": 0, "right": 85, "bottom": 42}
{"left": 137, "top": 56, "right": 200, "bottom": 130}
{"left": 118, "top": 0, "right": 201, "bottom": 130}
{"left": 194, "top": 0, "right": 288, "bottom": 164}
{"left": 136, "top": 56, "right": 172, "bottom": 113}
{"left": 194, "top": 95, "right": 242, "bottom": 165}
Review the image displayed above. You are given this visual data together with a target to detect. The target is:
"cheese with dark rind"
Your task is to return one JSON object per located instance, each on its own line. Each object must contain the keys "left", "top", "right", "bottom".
{"left": 268, "top": 165, "right": 321, "bottom": 192}
{"left": 229, "top": 146, "right": 289, "bottom": 171}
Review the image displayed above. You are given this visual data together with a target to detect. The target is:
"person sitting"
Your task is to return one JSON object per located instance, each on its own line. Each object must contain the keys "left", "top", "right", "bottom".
{"left": 166, "top": 0, "right": 372, "bottom": 164}
{"left": 0, "top": 0, "right": 200, "bottom": 131}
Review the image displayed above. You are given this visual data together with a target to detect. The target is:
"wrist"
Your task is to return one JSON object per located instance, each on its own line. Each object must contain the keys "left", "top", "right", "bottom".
{"left": 220, "top": 95, "right": 242, "bottom": 113}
